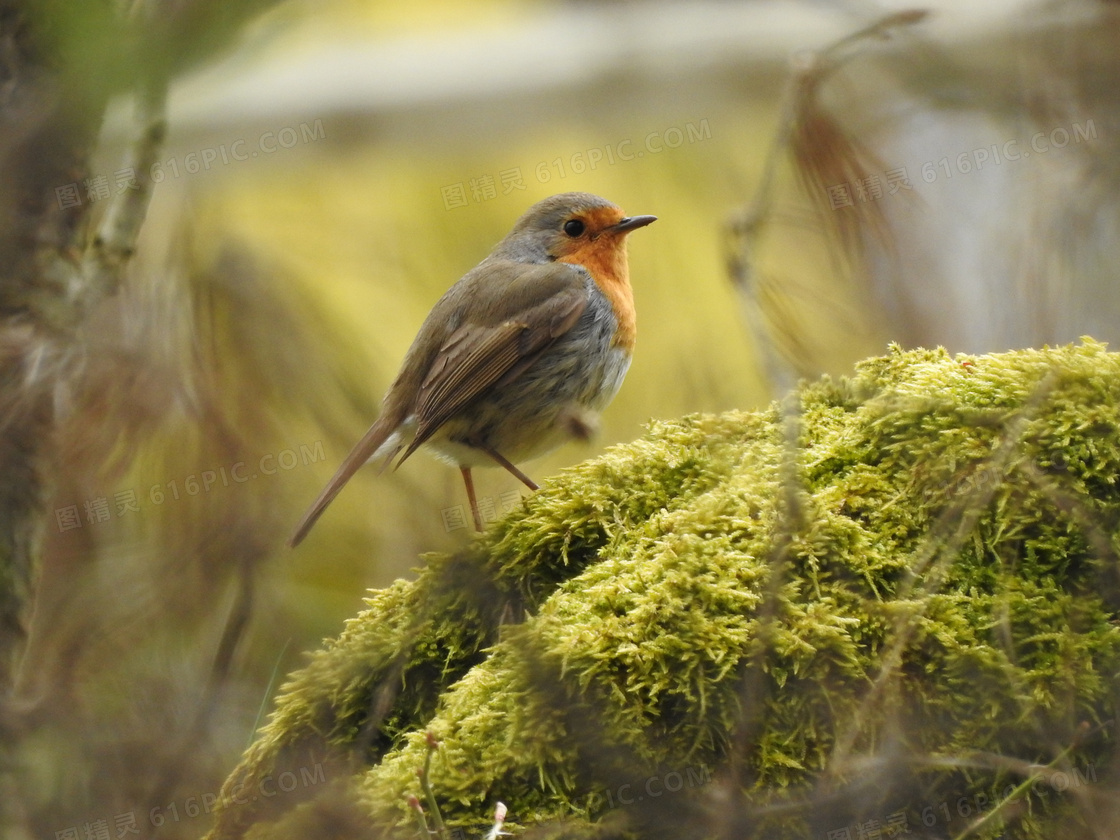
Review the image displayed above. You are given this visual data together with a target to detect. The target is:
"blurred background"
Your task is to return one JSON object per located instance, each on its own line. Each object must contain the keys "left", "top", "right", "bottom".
{"left": 1, "top": 0, "right": 1118, "bottom": 837}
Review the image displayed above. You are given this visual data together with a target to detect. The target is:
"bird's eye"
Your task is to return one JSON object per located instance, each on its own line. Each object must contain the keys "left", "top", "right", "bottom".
{"left": 563, "top": 219, "right": 585, "bottom": 237}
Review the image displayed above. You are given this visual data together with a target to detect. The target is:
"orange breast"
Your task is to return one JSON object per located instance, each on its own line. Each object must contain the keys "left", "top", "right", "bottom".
{"left": 559, "top": 238, "right": 636, "bottom": 351}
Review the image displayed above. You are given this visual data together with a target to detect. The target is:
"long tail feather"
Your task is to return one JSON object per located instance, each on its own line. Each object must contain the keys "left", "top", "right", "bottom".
{"left": 288, "top": 414, "right": 400, "bottom": 547}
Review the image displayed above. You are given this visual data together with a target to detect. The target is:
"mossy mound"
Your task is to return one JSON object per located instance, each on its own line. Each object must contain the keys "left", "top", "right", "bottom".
{"left": 208, "top": 341, "right": 1120, "bottom": 840}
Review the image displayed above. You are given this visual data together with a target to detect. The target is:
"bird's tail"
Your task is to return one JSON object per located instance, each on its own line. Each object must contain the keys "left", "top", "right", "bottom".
{"left": 287, "top": 413, "right": 405, "bottom": 547}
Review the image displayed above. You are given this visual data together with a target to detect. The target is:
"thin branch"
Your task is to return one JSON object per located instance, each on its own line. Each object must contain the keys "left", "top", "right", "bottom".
{"left": 80, "top": 77, "right": 168, "bottom": 314}
{"left": 726, "top": 9, "right": 928, "bottom": 389}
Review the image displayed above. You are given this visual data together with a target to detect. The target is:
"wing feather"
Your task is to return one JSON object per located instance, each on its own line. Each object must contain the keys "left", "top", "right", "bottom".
{"left": 397, "top": 265, "right": 588, "bottom": 462}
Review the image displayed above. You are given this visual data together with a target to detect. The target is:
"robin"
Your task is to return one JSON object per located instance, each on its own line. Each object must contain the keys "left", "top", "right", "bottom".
{"left": 289, "top": 192, "right": 656, "bottom": 546}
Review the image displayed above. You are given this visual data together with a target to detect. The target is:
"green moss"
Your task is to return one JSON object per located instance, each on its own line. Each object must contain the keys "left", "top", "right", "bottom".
{"left": 208, "top": 341, "right": 1120, "bottom": 840}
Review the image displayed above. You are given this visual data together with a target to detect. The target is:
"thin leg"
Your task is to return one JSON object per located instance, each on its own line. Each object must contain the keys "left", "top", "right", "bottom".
{"left": 460, "top": 465, "right": 484, "bottom": 531}
{"left": 477, "top": 443, "right": 539, "bottom": 491}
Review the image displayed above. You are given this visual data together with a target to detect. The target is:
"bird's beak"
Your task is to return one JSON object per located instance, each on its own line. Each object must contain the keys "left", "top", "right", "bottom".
{"left": 611, "top": 215, "right": 657, "bottom": 234}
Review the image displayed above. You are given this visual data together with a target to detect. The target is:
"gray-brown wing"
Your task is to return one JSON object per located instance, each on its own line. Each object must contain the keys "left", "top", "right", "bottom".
{"left": 398, "top": 265, "right": 588, "bottom": 461}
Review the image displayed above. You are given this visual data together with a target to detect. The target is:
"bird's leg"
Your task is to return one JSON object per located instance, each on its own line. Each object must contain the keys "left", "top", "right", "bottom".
{"left": 475, "top": 443, "right": 539, "bottom": 491}
{"left": 460, "top": 466, "right": 484, "bottom": 531}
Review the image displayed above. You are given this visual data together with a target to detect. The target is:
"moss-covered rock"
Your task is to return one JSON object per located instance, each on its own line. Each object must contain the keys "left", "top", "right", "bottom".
{"left": 207, "top": 341, "right": 1120, "bottom": 840}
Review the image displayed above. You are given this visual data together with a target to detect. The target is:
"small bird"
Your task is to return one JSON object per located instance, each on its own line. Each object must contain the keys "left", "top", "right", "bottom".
{"left": 289, "top": 192, "right": 655, "bottom": 546}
